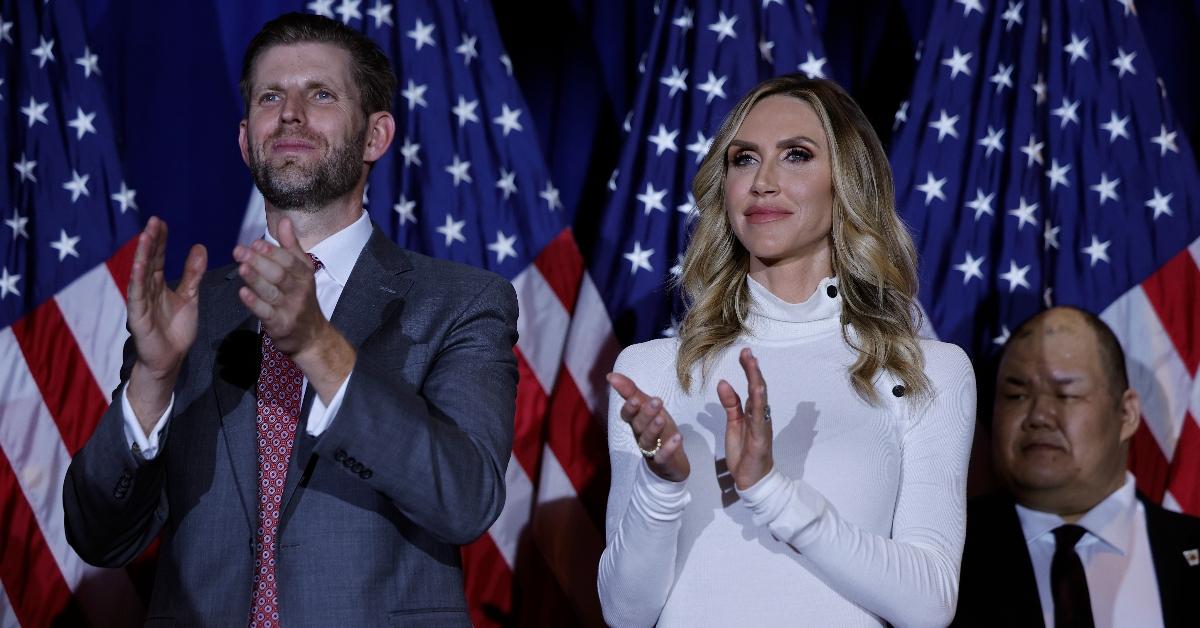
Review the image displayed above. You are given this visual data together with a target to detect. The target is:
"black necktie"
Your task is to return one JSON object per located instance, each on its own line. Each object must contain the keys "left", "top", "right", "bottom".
{"left": 1051, "top": 524, "right": 1095, "bottom": 628}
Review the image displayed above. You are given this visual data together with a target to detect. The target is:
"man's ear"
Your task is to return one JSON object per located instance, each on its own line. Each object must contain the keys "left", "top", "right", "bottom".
{"left": 1117, "top": 387, "right": 1141, "bottom": 443}
{"left": 238, "top": 119, "right": 251, "bottom": 167}
{"left": 363, "top": 111, "right": 395, "bottom": 163}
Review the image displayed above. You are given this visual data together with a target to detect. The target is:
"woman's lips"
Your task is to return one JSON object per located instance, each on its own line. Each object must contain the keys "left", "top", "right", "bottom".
{"left": 744, "top": 206, "right": 792, "bottom": 224}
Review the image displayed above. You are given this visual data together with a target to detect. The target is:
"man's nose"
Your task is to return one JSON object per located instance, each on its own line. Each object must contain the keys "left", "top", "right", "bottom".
{"left": 1023, "top": 393, "right": 1058, "bottom": 429}
{"left": 280, "top": 94, "right": 306, "bottom": 125}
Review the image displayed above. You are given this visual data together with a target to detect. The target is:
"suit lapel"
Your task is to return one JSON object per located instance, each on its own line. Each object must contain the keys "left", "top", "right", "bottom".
{"left": 279, "top": 228, "right": 415, "bottom": 517}
{"left": 208, "top": 266, "right": 261, "bottom": 531}
{"left": 1143, "top": 498, "right": 1183, "bottom": 628}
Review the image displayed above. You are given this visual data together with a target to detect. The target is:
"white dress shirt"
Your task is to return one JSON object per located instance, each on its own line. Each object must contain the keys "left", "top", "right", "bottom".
{"left": 1015, "top": 472, "right": 1164, "bottom": 628}
{"left": 122, "top": 211, "right": 374, "bottom": 458}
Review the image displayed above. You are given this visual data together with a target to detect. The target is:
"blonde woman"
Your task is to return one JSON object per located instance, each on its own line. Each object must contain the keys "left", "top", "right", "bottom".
{"left": 597, "top": 76, "right": 976, "bottom": 627}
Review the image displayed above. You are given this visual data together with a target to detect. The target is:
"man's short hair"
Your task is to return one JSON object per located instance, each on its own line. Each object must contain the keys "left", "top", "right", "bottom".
{"left": 239, "top": 12, "right": 397, "bottom": 118}
{"left": 1004, "top": 306, "right": 1130, "bottom": 400}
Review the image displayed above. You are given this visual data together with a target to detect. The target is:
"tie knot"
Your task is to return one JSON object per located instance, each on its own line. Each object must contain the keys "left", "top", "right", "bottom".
{"left": 1053, "top": 524, "right": 1088, "bottom": 548}
{"left": 307, "top": 252, "right": 323, "bottom": 273}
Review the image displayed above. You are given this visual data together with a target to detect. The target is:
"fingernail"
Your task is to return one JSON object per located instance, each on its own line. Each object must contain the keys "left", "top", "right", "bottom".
{"left": 649, "top": 398, "right": 661, "bottom": 410}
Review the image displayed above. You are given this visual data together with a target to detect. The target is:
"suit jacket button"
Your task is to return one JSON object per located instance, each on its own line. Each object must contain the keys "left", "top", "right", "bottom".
{"left": 352, "top": 462, "right": 364, "bottom": 473}
{"left": 334, "top": 449, "right": 347, "bottom": 463}
{"left": 344, "top": 456, "right": 356, "bottom": 468}
{"left": 359, "top": 469, "right": 373, "bottom": 480}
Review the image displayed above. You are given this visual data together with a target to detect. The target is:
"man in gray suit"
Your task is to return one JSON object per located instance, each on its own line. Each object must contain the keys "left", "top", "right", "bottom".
{"left": 63, "top": 13, "right": 517, "bottom": 627}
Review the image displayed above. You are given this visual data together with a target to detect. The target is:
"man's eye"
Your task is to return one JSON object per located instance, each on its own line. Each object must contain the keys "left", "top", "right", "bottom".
{"left": 315, "top": 90, "right": 334, "bottom": 100}
{"left": 259, "top": 93, "right": 279, "bottom": 104}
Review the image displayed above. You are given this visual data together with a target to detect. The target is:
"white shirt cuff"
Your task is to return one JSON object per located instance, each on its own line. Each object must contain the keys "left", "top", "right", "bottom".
{"left": 630, "top": 459, "right": 691, "bottom": 519}
{"left": 304, "top": 370, "right": 352, "bottom": 437}
{"left": 736, "top": 467, "right": 827, "bottom": 545}
{"left": 121, "top": 385, "right": 173, "bottom": 459}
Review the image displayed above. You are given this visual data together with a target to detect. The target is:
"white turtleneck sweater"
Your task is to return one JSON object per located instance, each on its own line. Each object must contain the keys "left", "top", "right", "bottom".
{"left": 597, "top": 276, "right": 976, "bottom": 628}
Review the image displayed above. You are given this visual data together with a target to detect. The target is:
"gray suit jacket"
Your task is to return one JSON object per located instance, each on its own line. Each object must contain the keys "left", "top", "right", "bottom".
{"left": 64, "top": 227, "right": 518, "bottom": 627}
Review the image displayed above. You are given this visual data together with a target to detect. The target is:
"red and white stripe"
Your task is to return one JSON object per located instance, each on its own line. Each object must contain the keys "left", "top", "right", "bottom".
{"left": 0, "top": 240, "right": 145, "bottom": 627}
{"left": 1103, "top": 234, "right": 1200, "bottom": 515}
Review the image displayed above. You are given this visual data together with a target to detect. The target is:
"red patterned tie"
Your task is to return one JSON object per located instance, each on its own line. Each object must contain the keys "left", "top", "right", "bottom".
{"left": 249, "top": 253, "right": 322, "bottom": 628}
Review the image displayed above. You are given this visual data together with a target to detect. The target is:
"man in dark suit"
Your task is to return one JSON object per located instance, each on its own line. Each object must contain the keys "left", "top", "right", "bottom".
{"left": 63, "top": 13, "right": 517, "bottom": 627}
{"left": 953, "top": 307, "right": 1200, "bottom": 628}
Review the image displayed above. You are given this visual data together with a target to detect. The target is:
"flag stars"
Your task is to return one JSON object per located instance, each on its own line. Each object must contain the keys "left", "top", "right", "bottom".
{"left": 708, "top": 11, "right": 738, "bottom": 42}
{"left": 1151, "top": 124, "right": 1179, "bottom": 156}
{"left": 677, "top": 192, "right": 698, "bottom": 216}
{"left": 758, "top": 37, "right": 775, "bottom": 64}
{"left": 1020, "top": 134, "right": 1045, "bottom": 167}
{"left": 1031, "top": 73, "right": 1047, "bottom": 105}
{"left": 607, "top": 169, "right": 619, "bottom": 192}
{"left": 1064, "top": 33, "right": 1090, "bottom": 64}
{"left": 75, "top": 47, "right": 101, "bottom": 77}
{"left": 393, "top": 195, "right": 417, "bottom": 225}
{"left": 13, "top": 153, "right": 37, "bottom": 183}
{"left": 660, "top": 66, "right": 688, "bottom": 97}
{"left": 496, "top": 169, "right": 518, "bottom": 200}
{"left": 989, "top": 64, "right": 1014, "bottom": 93}
{"left": 366, "top": 1, "right": 394, "bottom": 28}
{"left": 50, "top": 229, "right": 81, "bottom": 261}
{"left": 953, "top": 251, "right": 985, "bottom": 285}
{"left": 487, "top": 231, "right": 518, "bottom": 263}
{"left": 500, "top": 54, "right": 513, "bottom": 76}
{"left": 401, "top": 80, "right": 428, "bottom": 110}
{"left": 5, "top": 210, "right": 29, "bottom": 239}
{"left": 435, "top": 214, "right": 466, "bottom": 247}
{"left": 999, "top": 260, "right": 1032, "bottom": 292}
{"left": 1081, "top": 235, "right": 1111, "bottom": 267}
{"left": 893, "top": 100, "right": 909, "bottom": 129}
{"left": 67, "top": 107, "right": 97, "bottom": 140}
{"left": 697, "top": 72, "right": 727, "bottom": 104}
{"left": 1090, "top": 173, "right": 1120, "bottom": 205}
{"left": 798, "top": 52, "right": 827, "bottom": 79}
{"left": 452, "top": 96, "right": 480, "bottom": 127}
{"left": 916, "top": 172, "right": 947, "bottom": 205}
{"left": 673, "top": 8, "right": 694, "bottom": 33}
{"left": 941, "top": 46, "right": 973, "bottom": 79}
{"left": 623, "top": 241, "right": 655, "bottom": 275}
{"left": 399, "top": 137, "right": 421, "bottom": 166}
{"left": 955, "top": 0, "right": 984, "bottom": 16}
{"left": 31, "top": 36, "right": 55, "bottom": 68}
{"left": 456, "top": 34, "right": 479, "bottom": 66}
{"left": 407, "top": 18, "right": 436, "bottom": 50}
{"left": 335, "top": 0, "right": 362, "bottom": 23}
{"left": 111, "top": 182, "right": 138, "bottom": 213}
{"left": 686, "top": 131, "right": 712, "bottom": 164}
{"left": 1116, "top": 0, "right": 1137, "bottom": 16}
{"left": 1044, "top": 222, "right": 1061, "bottom": 250}
{"left": 977, "top": 126, "right": 1004, "bottom": 157}
{"left": 0, "top": 267, "right": 20, "bottom": 299}
{"left": 493, "top": 104, "right": 523, "bottom": 136}
{"left": 20, "top": 96, "right": 49, "bottom": 128}
{"left": 1111, "top": 48, "right": 1137, "bottom": 78}
{"left": 0, "top": 15, "right": 13, "bottom": 44}
{"left": 928, "top": 109, "right": 960, "bottom": 142}
{"left": 1001, "top": 1, "right": 1023, "bottom": 31}
{"left": 63, "top": 170, "right": 91, "bottom": 202}
{"left": 1050, "top": 98, "right": 1080, "bottom": 128}
{"left": 648, "top": 124, "right": 679, "bottom": 156}
{"left": 307, "top": 0, "right": 335, "bottom": 17}
{"left": 539, "top": 181, "right": 562, "bottom": 211}
{"left": 1045, "top": 159, "right": 1071, "bottom": 191}
{"left": 993, "top": 325, "right": 1012, "bottom": 346}
{"left": 966, "top": 188, "right": 995, "bottom": 220}
{"left": 637, "top": 182, "right": 668, "bottom": 215}
{"left": 1142, "top": 187, "right": 1173, "bottom": 220}
{"left": 1007, "top": 197, "right": 1038, "bottom": 231}
{"left": 444, "top": 156, "right": 472, "bottom": 186}
{"left": 1100, "top": 111, "right": 1130, "bottom": 142}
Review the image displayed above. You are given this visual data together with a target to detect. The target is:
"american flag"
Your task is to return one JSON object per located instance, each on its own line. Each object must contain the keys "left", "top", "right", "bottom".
{"left": 0, "top": 0, "right": 149, "bottom": 625}
{"left": 891, "top": 0, "right": 1200, "bottom": 513}
{"left": 591, "top": 0, "right": 828, "bottom": 344}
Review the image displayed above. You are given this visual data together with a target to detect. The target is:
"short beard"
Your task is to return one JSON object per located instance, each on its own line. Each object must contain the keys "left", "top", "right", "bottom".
{"left": 249, "top": 125, "right": 366, "bottom": 212}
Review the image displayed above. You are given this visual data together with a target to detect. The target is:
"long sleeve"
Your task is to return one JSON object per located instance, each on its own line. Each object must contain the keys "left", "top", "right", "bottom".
{"left": 737, "top": 342, "right": 977, "bottom": 628}
{"left": 597, "top": 344, "right": 691, "bottom": 628}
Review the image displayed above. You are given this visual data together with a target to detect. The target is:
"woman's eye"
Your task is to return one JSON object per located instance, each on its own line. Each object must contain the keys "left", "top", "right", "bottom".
{"left": 730, "top": 152, "right": 756, "bottom": 167}
{"left": 784, "top": 147, "right": 813, "bottom": 162}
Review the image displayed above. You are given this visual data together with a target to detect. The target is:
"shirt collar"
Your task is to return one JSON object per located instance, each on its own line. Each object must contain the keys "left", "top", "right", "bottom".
{"left": 1015, "top": 472, "right": 1138, "bottom": 555}
{"left": 262, "top": 211, "right": 372, "bottom": 288}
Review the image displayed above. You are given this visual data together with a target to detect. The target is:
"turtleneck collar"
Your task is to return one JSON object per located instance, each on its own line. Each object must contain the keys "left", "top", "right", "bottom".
{"left": 744, "top": 274, "right": 842, "bottom": 342}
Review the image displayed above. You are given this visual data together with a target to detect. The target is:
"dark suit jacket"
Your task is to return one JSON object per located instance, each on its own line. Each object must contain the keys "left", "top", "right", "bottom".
{"left": 952, "top": 491, "right": 1200, "bottom": 628}
{"left": 63, "top": 227, "right": 518, "bottom": 627}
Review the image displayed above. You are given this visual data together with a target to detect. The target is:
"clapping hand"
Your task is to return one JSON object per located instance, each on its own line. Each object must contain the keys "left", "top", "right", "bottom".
{"left": 717, "top": 348, "right": 774, "bottom": 490}
{"left": 607, "top": 373, "right": 691, "bottom": 482}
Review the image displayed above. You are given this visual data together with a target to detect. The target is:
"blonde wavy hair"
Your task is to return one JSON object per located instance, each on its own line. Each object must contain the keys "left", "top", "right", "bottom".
{"left": 675, "top": 75, "right": 930, "bottom": 405}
